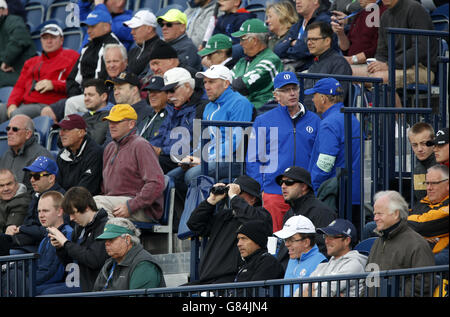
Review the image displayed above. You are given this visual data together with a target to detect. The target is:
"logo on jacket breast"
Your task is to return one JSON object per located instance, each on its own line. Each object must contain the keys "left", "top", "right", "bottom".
{"left": 306, "top": 126, "right": 314, "bottom": 133}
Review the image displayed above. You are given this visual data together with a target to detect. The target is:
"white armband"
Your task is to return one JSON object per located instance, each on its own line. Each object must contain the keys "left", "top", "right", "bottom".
{"left": 316, "top": 153, "right": 336, "bottom": 173}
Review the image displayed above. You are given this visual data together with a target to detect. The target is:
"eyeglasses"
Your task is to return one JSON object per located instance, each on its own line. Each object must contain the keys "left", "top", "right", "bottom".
{"left": 167, "top": 85, "right": 181, "bottom": 94}
{"left": 278, "top": 179, "right": 300, "bottom": 186}
{"left": 305, "top": 37, "right": 326, "bottom": 43}
{"left": 158, "top": 22, "right": 181, "bottom": 28}
{"left": 30, "top": 172, "right": 51, "bottom": 180}
{"left": 323, "top": 234, "right": 346, "bottom": 240}
{"left": 284, "top": 237, "right": 306, "bottom": 244}
{"left": 423, "top": 179, "right": 448, "bottom": 186}
{"left": 6, "top": 126, "right": 28, "bottom": 132}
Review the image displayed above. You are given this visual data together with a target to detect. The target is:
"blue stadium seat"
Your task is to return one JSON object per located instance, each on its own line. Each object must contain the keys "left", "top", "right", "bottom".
{"left": 0, "top": 136, "right": 9, "bottom": 157}
{"left": 354, "top": 237, "right": 377, "bottom": 256}
{"left": 133, "top": 175, "right": 176, "bottom": 253}
{"left": 245, "top": 0, "right": 266, "bottom": 21}
{"left": 46, "top": 0, "right": 71, "bottom": 28}
{"left": 63, "top": 27, "right": 84, "bottom": 51}
{"left": 32, "top": 115, "right": 54, "bottom": 147}
{"left": 25, "top": 1, "right": 46, "bottom": 32}
{"left": 0, "top": 120, "right": 9, "bottom": 136}
{"left": 134, "top": 0, "right": 162, "bottom": 14}
{"left": 166, "top": 0, "right": 188, "bottom": 12}
{"left": 0, "top": 86, "right": 14, "bottom": 104}
{"left": 431, "top": 4, "right": 449, "bottom": 32}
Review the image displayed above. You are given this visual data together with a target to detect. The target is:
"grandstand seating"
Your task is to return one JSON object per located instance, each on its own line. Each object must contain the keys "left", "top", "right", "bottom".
{"left": 63, "top": 27, "right": 84, "bottom": 51}
{"left": 32, "top": 116, "right": 54, "bottom": 147}
{"left": 0, "top": 120, "right": 9, "bottom": 136}
{"left": 46, "top": 0, "right": 71, "bottom": 28}
{"left": 354, "top": 237, "right": 377, "bottom": 256}
{"left": 431, "top": 3, "right": 449, "bottom": 31}
{"left": 245, "top": 0, "right": 266, "bottom": 21}
{"left": 0, "top": 136, "right": 8, "bottom": 157}
{"left": 0, "top": 86, "right": 14, "bottom": 104}
{"left": 135, "top": 0, "right": 163, "bottom": 13}
{"left": 25, "top": 1, "right": 46, "bottom": 32}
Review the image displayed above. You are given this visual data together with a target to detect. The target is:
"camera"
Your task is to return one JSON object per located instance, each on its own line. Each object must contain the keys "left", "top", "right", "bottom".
{"left": 210, "top": 185, "right": 228, "bottom": 195}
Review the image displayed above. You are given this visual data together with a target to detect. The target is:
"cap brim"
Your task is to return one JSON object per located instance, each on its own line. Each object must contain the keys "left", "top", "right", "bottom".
{"left": 96, "top": 232, "right": 121, "bottom": 240}
{"left": 316, "top": 227, "right": 345, "bottom": 236}
{"left": 160, "top": 82, "right": 178, "bottom": 91}
{"left": 198, "top": 48, "right": 216, "bottom": 56}
{"left": 231, "top": 31, "right": 246, "bottom": 38}
{"left": 273, "top": 228, "right": 295, "bottom": 239}
{"left": 22, "top": 166, "right": 43, "bottom": 172}
{"left": 303, "top": 88, "right": 317, "bottom": 95}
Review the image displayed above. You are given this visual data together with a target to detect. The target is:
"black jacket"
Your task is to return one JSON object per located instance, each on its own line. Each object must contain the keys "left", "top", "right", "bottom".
{"left": 56, "top": 135, "right": 104, "bottom": 195}
{"left": 187, "top": 196, "right": 272, "bottom": 284}
{"left": 278, "top": 191, "right": 337, "bottom": 269}
{"left": 235, "top": 248, "right": 285, "bottom": 283}
{"left": 56, "top": 208, "right": 109, "bottom": 292}
{"left": 127, "top": 36, "right": 165, "bottom": 78}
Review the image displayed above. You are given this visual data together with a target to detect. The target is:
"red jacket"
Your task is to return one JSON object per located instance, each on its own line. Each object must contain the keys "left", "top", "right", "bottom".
{"left": 7, "top": 47, "right": 79, "bottom": 107}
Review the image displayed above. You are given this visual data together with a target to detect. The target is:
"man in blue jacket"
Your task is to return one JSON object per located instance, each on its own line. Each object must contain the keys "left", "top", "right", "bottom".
{"left": 246, "top": 71, "right": 321, "bottom": 232}
{"left": 306, "top": 77, "right": 362, "bottom": 233}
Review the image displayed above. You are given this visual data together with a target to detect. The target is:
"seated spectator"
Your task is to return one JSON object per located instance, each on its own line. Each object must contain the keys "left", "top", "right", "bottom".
{"left": 274, "top": 215, "right": 327, "bottom": 297}
{"left": 408, "top": 164, "right": 449, "bottom": 265}
{"left": 0, "top": 156, "right": 64, "bottom": 256}
{"left": 166, "top": 65, "right": 253, "bottom": 195}
{"left": 275, "top": 166, "right": 336, "bottom": 261}
{"left": 427, "top": 127, "right": 449, "bottom": 167}
{"left": 0, "top": 168, "right": 31, "bottom": 234}
{"left": 150, "top": 67, "right": 207, "bottom": 174}
{"left": 366, "top": 190, "right": 435, "bottom": 296}
{"left": 301, "top": 219, "right": 368, "bottom": 297}
{"left": 330, "top": 0, "right": 361, "bottom": 14}
{"left": 157, "top": 9, "right": 202, "bottom": 71}
{"left": 185, "top": 0, "right": 217, "bottom": 49}
{"left": 198, "top": 34, "right": 236, "bottom": 69}
{"left": 78, "top": 0, "right": 133, "bottom": 50}
{"left": 273, "top": 0, "right": 332, "bottom": 72}
{"left": 231, "top": 19, "right": 284, "bottom": 110}
{"left": 212, "top": 0, "right": 256, "bottom": 44}
{"left": 81, "top": 78, "right": 113, "bottom": 146}
{"left": 47, "top": 186, "right": 108, "bottom": 293}
{"left": 0, "top": 0, "right": 37, "bottom": 88}
{"left": 139, "top": 76, "right": 169, "bottom": 142}
{"left": 330, "top": 0, "right": 387, "bottom": 76}
{"left": 0, "top": 114, "right": 53, "bottom": 190}
{"left": 123, "top": 9, "right": 165, "bottom": 78}
{"left": 266, "top": 1, "right": 299, "bottom": 51}
{"left": 53, "top": 114, "right": 103, "bottom": 195}
{"left": 0, "top": 24, "right": 79, "bottom": 122}
{"left": 366, "top": 0, "right": 438, "bottom": 108}
{"left": 95, "top": 104, "right": 165, "bottom": 223}
{"left": 234, "top": 220, "right": 285, "bottom": 282}
{"left": 186, "top": 175, "right": 273, "bottom": 285}
{"left": 246, "top": 72, "right": 321, "bottom": 231}
{"left": 92, "top": 217, "right": 166, "bottom": 291}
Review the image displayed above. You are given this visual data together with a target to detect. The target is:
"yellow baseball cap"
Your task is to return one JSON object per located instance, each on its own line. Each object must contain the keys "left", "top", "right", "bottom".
{"left": 103, "top": 104, "right": 138, "bottom": 122}
{"left": 157, "top": 9, "right": 187, "bottom": 25}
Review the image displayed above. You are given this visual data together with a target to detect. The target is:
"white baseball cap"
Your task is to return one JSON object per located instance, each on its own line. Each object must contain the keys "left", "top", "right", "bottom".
{"left": 0, "top": 0, "right": 7, "bottom": 9}
{"left": 40, "top": 24, "right": 64, "bottom": 37}
{"left": 274, "top": 215, "right": 316, "bottom": 239}
{"left": 161, "top": 67, "right": 194, "bottom": 91}
{"left": 196, "top": 64, "right": 232, "bottom": 83}
{"left": 123, "top": 10, "right": 157, "bottom": 28}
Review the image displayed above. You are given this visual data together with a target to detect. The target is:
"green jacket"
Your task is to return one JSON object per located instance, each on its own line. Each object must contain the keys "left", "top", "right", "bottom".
{"left": 0, "top": 14, "right": 37, "bottom": 87}
{"left": 231, "top": 48, "right": 283, "bottom": 109}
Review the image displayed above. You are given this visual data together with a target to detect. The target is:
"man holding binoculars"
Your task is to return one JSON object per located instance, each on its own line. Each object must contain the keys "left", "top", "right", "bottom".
{"left": 186, "top": 175, "right": 272, "bottom": 285}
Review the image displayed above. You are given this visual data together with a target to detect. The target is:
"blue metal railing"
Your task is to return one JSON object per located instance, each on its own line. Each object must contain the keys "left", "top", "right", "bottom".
{"left": 0, "top": 253, "right": 39, "bottom": 297}
{"left": 41, "top": 265, "right": 449, "bottom": 297}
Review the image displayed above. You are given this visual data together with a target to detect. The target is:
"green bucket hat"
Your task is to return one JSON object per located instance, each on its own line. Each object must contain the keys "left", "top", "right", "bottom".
{"left": 96, "top": 223, "right": 135, "bottom": 240}
{"left": 198, "top": 34, "right": 233, "bottom": 56}
{"left": 231, "top": 18, "right": 268, "bottom": 38}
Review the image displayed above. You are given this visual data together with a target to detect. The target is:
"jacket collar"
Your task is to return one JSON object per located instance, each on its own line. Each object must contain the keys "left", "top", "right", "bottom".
{"left": 242, "top": 247, "right": 267, "bottom": 263}
{"left": 322, "top": 102, "right": 344, "bottom": 119}
{"left": 288, "top": 190, "right": 315, "bottom": 211}
{"left": 116, "top": 243, "right": 144, "bottom": 267}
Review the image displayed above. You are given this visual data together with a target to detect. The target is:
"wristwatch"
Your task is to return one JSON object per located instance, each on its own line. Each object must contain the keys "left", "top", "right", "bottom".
{"left": 352, "top": 55, "right": 358, "bottom": 64}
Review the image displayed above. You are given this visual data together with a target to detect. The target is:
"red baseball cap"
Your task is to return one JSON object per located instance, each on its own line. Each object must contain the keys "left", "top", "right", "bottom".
{"left": 53, "top": 114, "right": 87, "bottom": 130}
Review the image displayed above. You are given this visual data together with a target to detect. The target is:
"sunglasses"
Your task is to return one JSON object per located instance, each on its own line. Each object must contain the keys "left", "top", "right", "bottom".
{"left": 30, "top": 172, "right": 51, "bottom": 180}
{"left": 278, "top": 179, "right": 300, "bottom": 186}
{"left": 6, "top": 126, "right": 27, "bottom": 132}
{"left": 159, "top": 22, "right": 180, "bottom": 28}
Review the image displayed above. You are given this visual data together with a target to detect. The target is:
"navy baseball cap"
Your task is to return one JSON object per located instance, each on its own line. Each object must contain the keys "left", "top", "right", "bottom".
{"left": 304, "top": 77, "right": 343, "bottom": 95}
{"left": 316, "top": 219, "right": 357, "bottom": 242}
{"left": 274, "top": 71, "right": 299, "bottom": 89}
{"left": 23, "top": 156, "right": 58, "bottom": 175}
{"left": 81, "top": 8, "right": 112, "bottom": 26}
{"left": 142, "top": 76, "right": 165, "bottom": 91}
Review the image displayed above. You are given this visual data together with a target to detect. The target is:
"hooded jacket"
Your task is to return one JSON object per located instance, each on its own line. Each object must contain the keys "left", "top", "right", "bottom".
{"left": 235, "top": 248, "right": 285, "bottom": 283}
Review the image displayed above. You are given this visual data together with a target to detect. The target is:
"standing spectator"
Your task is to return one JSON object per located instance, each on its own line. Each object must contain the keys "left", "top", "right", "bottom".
{"left": 273, "top": 0, "right": 332, "bottom": 72}
{"left": 0, "top": 114, "right": 53, "bottom": 190}
{"left": 0, "top": 169, "right": 31, "bottom": 234}
{"left": 366, "top": 190, "right": 435, "bottom": 296}
{"left": 266, "top": 1, "right": 299, "bottom": 51}
{"left": 0, "top": 24, "right": 79, "bottom": 122}
{"left": 95, "top": 104, "right": 165, "bottom": 223}
{"left": 53, "top": 114, "right": 104, "bottom": 195}
{"left": 428, "top": 127, "right": 449, "bottom": 167}
{"left": 186, "top": 175, "right": 273, "bottom": 284}
{"left": 234, "top": 220, "right": 285, "bottom": 283}
{"left": 408, "top": 165, "right": 449, "bottom": 265}
{"left": 274, "top": 215, "right": 327, "bottom": 297}
{"left": 212, "top": 0, "right": 256, "bottom": 44}
{"left": 231, "top": 18, "right": 284, "bottom": 110}
{"left": 157, "top": 9, "right": 202, "bottom": 71}
{"left": 185, "top": 0, "right": 218, "bottom": 49}
{"left": 198, "top": 34, "right": 236, "bottom": 69}
{"left": 92, "top": 217, "right": 166, "bottom": 291}
{"left": 302, "top": 219, "right": 368, "bottom": 297}
{"left": 0, "top": 0, "right": 37, "bottom": 88}
{"left": 123, "top": 9, "right": 165, "bottom": 78}
{"left": 47, "top": 186, "right": 108, "bottom": 293}
{"left": 306, "top": 77, "right": 361, "bottom": 232}
{"left": 246, "top": 72, "right": 321, "bottom": 231}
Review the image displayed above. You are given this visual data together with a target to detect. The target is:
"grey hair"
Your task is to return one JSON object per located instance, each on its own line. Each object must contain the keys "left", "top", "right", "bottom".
{"left": 179, "top": 78, "right": 195, "bottom": 90}
{"left": 11, "top": 114, "right": 35, "bottom": 132}
{"left": 427, "top": 164, "right": 449, "bottom": 180}
{"left": 373, "top": 190, "right": 409, "bottom": 220}
{"left": 246, "top": 32, "right": 268, "bottom": 46}
{"left": 103, "top": 43, "right": 128, "bottom": 62}
{"left": 105, "top": 217, "right": 141, "bottom": 245}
